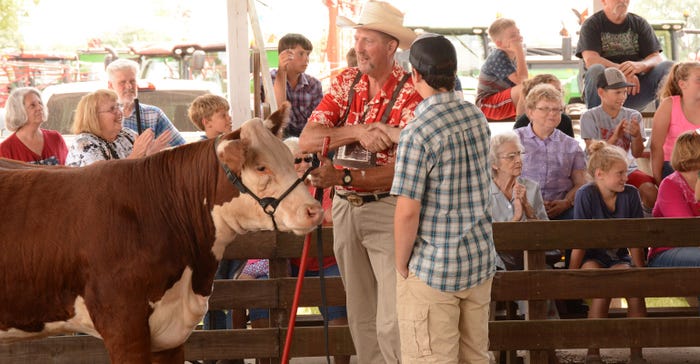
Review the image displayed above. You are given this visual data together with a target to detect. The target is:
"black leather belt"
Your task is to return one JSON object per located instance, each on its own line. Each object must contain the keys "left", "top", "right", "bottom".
{"left": 336, "top": 192, "right": 391, "bottom": 207}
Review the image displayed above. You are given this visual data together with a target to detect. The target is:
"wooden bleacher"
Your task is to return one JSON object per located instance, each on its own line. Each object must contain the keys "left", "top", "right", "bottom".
{"left": 2, "top": 218, "right": 699, "bottom": 363}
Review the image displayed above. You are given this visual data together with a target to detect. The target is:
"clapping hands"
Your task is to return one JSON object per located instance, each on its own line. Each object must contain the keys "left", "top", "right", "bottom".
{"left": 130, "top": 129, "right": 172, "bottom": 159}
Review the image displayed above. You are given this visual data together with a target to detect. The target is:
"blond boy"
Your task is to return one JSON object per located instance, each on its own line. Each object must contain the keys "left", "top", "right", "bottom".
{"left": 188, "top": 94, "right": 232, "bottom": 140}
{"left": 476, "top": 18, "right": 529, "bottom": 120}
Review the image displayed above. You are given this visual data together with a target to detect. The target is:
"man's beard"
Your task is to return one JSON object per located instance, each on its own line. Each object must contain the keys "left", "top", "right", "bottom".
{"left": 611, "top": 3, "right": 627, "bottom": 17}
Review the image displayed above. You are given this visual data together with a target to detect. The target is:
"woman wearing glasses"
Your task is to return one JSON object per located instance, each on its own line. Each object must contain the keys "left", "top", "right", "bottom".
{"left": 489, "top": 131, "right": 560, "bottom": 361}
{"left": 489, "top": 132, "right": 548, "bottom": 269}
{"left": 0, "top": 87, "right": 67, "bottom": 165}
{"left": 514, "top": 83, "right": 586, "bottom": 221}
{"left": 66, "top": 89, "right": 170, "bottom": 167}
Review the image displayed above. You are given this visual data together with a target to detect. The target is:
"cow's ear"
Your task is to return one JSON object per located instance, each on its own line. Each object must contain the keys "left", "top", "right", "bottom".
{"left": 217, "top": 139, "right": 249, "bottom": 175}
{"left": 263, "top": 101, "right": 290, "bottom": 138}
{"left": 223, "top": 129, "right": 242, "bottom": 141}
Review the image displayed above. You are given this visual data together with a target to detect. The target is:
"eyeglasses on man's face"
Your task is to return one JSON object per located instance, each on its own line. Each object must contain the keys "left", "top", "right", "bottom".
{"left": 294, "top": 155, "right": 314, "bottom": 164}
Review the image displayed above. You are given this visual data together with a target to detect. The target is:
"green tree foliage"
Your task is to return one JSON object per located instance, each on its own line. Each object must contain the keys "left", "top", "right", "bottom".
{"left": 0, "top": 0, "right": 22, "bottom": 49}
{"left": 633, "top": 0, "right": 700, "bottom": 61}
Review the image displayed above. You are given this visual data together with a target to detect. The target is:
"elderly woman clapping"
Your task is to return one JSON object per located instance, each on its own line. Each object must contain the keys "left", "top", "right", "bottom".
{"left": 490, "top": 131, "right": 549, "bottom": 272}
{"left": 0, "top": 87, "right": 67, "bottom": 164}
{"left": 490, "top": 131, "right": 548, "bottom": 223}
{"left": 66, "top": 89, "right": 170, "bottom": 167}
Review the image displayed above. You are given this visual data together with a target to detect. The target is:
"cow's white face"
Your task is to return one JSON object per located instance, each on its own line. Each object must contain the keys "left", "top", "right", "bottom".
{"left": 210, "top": 114, "right": 323, "bottom": 257}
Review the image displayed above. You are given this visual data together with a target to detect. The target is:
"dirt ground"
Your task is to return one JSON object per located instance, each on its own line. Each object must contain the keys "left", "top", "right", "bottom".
{"left": 556, "top": 347, "right": 700, "bottom": 364}
{"left": 276, "top": 347, "right": 700, "bottom": 364}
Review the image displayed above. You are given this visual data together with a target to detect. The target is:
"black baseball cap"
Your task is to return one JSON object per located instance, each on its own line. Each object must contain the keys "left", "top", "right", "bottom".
{"left": 409, "top": 34, "right": 457, "bottom": 77}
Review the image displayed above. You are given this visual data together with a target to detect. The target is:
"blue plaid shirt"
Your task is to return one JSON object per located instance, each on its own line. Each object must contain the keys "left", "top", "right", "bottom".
{"left": 123, "top": 103, "right": 186, "bottom": 147}
{"left": 391, "top": 92, "right": 496, "bottom": 292}
{"left": 271, "top": 69, "right": 323, "bottom": 137}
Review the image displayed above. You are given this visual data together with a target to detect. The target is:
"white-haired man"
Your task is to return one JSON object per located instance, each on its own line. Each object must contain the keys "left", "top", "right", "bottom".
{"left": 106, "top": 59, "right": 185, "bottom": 146}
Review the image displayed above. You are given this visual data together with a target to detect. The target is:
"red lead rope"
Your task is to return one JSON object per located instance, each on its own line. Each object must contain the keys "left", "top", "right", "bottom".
{"left": 281, "top": 136, "right": 331, "bottom": 363}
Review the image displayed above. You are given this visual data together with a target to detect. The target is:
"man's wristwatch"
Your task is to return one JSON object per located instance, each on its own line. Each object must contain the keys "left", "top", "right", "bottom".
{"left": 342, "top": 168, "right": 352, "bottom": 186}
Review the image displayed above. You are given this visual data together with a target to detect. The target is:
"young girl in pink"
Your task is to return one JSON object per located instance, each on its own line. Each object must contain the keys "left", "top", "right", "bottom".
{"left": 650, "top": 61, "right": 700, "bottom": 184}
{"left": 649, "top": 130, "right": 700, "bottom": 267}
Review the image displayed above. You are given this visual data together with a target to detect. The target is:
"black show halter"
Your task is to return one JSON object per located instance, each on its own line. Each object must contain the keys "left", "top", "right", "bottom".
{"left": 215, "top": 135, "right": 319, "bottom": 231}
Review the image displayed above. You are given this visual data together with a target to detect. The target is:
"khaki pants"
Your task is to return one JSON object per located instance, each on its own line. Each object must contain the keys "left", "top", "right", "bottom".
{"left": 397, "top": 272, "right": 493, "bottom": 364}
{"left": 332, "top": 195, "right": 400, "bottom": 364}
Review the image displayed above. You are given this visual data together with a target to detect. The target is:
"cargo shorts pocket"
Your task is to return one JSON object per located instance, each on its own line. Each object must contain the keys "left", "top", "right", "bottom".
{"left": 397, "top": 304, "right": 431, "bottom": 358}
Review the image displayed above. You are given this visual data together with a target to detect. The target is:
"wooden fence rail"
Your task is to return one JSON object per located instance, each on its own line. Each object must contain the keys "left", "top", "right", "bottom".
{"left": 2, "top": 218, "right": 700, "bottom": 363}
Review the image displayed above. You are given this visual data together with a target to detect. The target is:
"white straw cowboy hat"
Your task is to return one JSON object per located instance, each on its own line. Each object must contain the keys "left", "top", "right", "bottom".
{"left": 337, "top": 1, "right": 417, "bottom": 50}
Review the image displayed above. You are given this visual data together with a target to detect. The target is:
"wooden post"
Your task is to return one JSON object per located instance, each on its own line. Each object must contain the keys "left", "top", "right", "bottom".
{"left": 269, "top": 231, "right": 288, "bottom": 364}
{"left": 252, "top": 49, "right": 262, "bottom": 118}
{"left": 226, "top": 0, "right": 251, "bottom": 129}
{"left": 524, "top": 250, "right": 549, "bottom": 364}
{"left": 247, "top": 0, "right": 277, "bottom": 113}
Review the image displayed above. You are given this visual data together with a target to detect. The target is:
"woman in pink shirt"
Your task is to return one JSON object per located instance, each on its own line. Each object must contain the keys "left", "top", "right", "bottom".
{"left": 650, "top": 61, "right": 700, "bottom": 184}
{"left": 0, "top": 87, "right": 67, "bottom": 164}
{"left": 648, "top": 130, "right": 700, "bottom": 267}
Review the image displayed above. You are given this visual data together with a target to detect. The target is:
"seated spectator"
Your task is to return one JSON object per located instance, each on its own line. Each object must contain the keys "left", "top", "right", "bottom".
{"left": 514, "top": 83, "right": 586, "bottom": 221}
{"left": 580, "top": 67, "right": 657, "bottom": 213}
{"left": 513, "top": 74, "right": 575, "bottom": 138}
{"left": 106, "top": 59, "right": 186, "bottom": 146}
{"left": 188, "top": 94, "right": 233, "bottom": 140}
{"left": 246, "top": 137, "right": 349, "bottom": 364}
{"left": 65, "top": 89, "right": 170, "bottom": 167}
{"left": 489, "top": 131, "right": 548, "bottom": 269}
{"left": 648, "top": 130, "right": 700, "bottom": 268}
{"left": 515, "top": 83, "right": 586, "bottom": 271}
{"left": 476, "top": 18, "right": 528, "bottom": 120}
{"left": 575, "top": 0, "right": 673, "bottom": 111}
{"left": 650, "top": 61, "right": 700, "bottom": 184}
{"left": 489, "top": 131, "right": 560, "bottom": 362}
{"left": 0, "top": 87, "right": 67, "bottom": 165}
{"left": 569, "top": 141, "right": 646, "bottom": 364}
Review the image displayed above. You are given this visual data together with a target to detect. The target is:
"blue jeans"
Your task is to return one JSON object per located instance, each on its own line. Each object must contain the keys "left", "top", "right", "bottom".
{"left": 203, "top": 259, "right": 246, "bottom": 330}
{"left": 582, "top": 61, "right": 674, "bottom": 111}
{"left": 249, "top": 264, "right": 347, "bottom": 321}
{"left": 648, "top": 247, "right": 700, "bottom": 268}
{"left": 649, "top": 247, "right": 700, "bottom": 314}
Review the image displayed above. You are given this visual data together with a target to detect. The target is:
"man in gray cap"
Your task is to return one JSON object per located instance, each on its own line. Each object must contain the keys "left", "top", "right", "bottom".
{"left": 392, "top": 34, "right": 496, "bottom": 363}
{"left": 299, "top": 1, "right": 420, "bottom": 362}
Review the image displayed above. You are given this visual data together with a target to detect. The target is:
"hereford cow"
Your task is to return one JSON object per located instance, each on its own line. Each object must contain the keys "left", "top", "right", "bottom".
{"left": 0, "top": 103, "right": 323, "bottom": 363}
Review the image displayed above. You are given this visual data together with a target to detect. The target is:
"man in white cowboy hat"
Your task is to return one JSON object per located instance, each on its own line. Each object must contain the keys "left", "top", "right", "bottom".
{"left": 299, "top": 1, "right": 420, "bottom": 363}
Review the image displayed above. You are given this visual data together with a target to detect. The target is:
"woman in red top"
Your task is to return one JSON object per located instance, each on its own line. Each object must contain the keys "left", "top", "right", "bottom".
{"left": 1, "top": 87, "right": 67, "bottom": 164}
